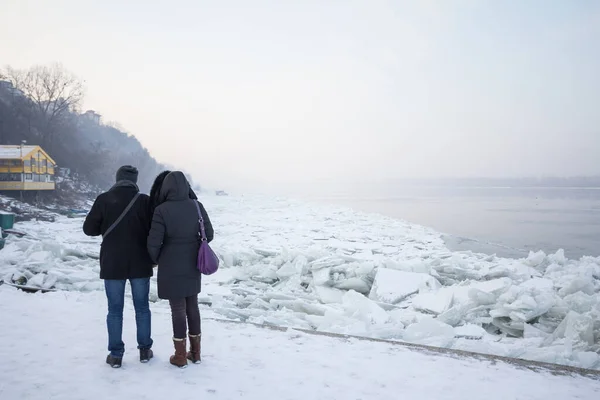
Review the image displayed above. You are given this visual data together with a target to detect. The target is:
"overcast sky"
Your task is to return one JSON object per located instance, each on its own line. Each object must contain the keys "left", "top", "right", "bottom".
{"left": 2, "top": 0, "right": 599, "bottom": 192}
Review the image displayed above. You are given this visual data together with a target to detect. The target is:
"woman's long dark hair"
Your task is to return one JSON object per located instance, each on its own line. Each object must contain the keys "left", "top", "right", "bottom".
{"left": 150, "top": 170, "right": 171, "bottom": 212}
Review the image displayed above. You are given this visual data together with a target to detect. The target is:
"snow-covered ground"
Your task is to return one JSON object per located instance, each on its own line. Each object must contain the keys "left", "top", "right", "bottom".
{"left": 1, "top": 193, "right": 599, "bottom": 371}
{"left": 1, "top": 286, "right": 599, "bottom": 400}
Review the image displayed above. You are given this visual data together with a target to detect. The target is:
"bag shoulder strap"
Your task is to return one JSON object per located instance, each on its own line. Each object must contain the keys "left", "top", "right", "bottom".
{"left": 103, "top": 193, "right": 141, "bottom": 239}
{"left": 193, "top": 200, "right": 207, "bottom": 241}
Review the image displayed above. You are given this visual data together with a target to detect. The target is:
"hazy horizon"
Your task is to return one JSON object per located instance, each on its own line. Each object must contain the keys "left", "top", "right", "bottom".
{"left": 2, "top": 0, "right": 599, "bottom": 194}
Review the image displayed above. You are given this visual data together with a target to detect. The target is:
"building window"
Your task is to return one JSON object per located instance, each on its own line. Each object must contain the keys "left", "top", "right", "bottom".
{"left": 11, "top": 160, "right": 20, "bottom": 166}
{"left": 0, "top": 173, "right": 21, "bottom": 182}
{"left": 25, "top": 173, "right": 33, "bottom": 181}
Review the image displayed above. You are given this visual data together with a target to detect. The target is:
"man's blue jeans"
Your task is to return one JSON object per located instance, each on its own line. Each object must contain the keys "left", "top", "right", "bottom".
{"left": 104, "top": 278, "right": 153, "bottom": 358}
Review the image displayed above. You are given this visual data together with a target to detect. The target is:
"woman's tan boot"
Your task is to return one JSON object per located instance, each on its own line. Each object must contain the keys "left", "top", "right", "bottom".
{"left": 170, "top": 338, "right": 188, "bottom": 368}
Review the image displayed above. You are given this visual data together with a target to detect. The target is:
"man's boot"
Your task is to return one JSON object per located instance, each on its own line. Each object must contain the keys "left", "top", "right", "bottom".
{"left": 140, "top": 348, "right": 154, "bottom": 363}
{"left": 106, "top": 354, "right": 122, "bottom": 368}
{"left": 170, "top": 338, "right": 188, "bottom": 368}
{"left": 187, "top": 334, "right": 201, "bottom": 364}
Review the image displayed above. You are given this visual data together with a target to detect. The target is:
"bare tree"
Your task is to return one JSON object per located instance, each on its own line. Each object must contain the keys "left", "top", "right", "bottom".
{"left": 1, "top": 63, "right": 85, "bottom": 149}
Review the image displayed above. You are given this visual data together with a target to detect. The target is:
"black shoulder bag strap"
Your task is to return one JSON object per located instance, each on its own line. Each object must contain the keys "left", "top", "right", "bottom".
{"left": 102, "top": 193, "right": 141, "bottom": 240}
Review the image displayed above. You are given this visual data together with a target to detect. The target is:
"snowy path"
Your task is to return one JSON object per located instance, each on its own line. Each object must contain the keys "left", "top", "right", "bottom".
{"left": 1, "top": 286, "right": 599, "bottom": 400}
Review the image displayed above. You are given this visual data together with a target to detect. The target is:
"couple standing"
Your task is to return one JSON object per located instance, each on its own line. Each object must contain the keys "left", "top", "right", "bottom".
{"left": 83, "top": 166, "right": 214, "bottom": 369}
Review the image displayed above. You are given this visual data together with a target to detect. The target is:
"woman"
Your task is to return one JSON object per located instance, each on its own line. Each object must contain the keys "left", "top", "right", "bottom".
{"left": 150, "top": 170, "right": 199, "bottom": 214}
{"left": 147, "top": 171, "right": 214, "bottom": 368}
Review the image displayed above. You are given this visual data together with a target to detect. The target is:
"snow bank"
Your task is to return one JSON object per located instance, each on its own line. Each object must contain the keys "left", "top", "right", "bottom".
{"left": 1, "top": 194, "right": 599, "bottom": 370}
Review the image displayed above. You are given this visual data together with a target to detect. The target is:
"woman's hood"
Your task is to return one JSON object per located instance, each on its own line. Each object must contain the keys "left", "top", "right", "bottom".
{"left": 159, "top": 171, "right": 191, "bottom": 203}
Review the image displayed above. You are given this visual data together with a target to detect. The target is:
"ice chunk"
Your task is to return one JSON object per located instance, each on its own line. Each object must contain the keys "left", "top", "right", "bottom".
{"left": 437, "top": 304, "right": 471, "bottom": 327}
{"left": 454, "top": 324, "right": 485, "bottom": 339}
{"left": 474, "top": 278, "right": 512, "bottom": 295}
{"left": 276, "top": 262, "right": 300, "bottom": 279}
{"left": 42, "top": 274, "right": 58, "bottom": 290}
{"left": 548, "top": 249, "right": 567, "bottom": 266}
{"left": 558, "top": 278, "right": 595, "bottom": 297}
{"left": 506, "top": 292, "right": 556, "bottom": 323}
{"left": 270, "top": 299, "right": 329, "bottom": 316}
{"left": 388, "top": 308, "right": 429, "bottom": 327}
{"left": 354, "top": 261, "right": 376, "bottom": 276}
{"left": 314, "top": 286, "right": 344, "bottom": 304}
{"left": 519, "top": 278, "right": 554, "bottom": 292}
{"left": 525, "top": 250, "right": 546, "bottom": 267}
{"left": 314, "top": 309, "right": 368, "bottom": 335}
{"left": 403, "top": 318, "right": 455, "bottom": 347}
{"left": 249, "top": 312, "right": 313, "bottom": 330}
{"left": 254, "top": 247, "right": 279, "bottom": 257}
{"left": 377, "top": 246, "right": 400, "bottom": 256}
{"left": 520, "top": 346, "right": 563, "bottom": 365}
{"left": 293, "top": 255, "right": 309, "bottom": 275}
{"left": 510, "top": 266, "right": 543, "bottom": 283}
{"left": 248, "top": 298, "right": 273, "bottom": 311}
{"left": 196, "top": 293, "right": 212, "bottom": 305}
{"left": 463, "top": 305, "right": 494, "bottom": 326}
{"left": 252, "top": 268, "right": 278, "bottom": 284}
{"left": 332, "top": 277, "right": 371, "bottom": 294}
{"left": 350, "top": 250, "right": 375, "bottom": 261}
{"left": 342, "top": 290, "right": 389, "bottom": 325}
{"left": 489, "top": 304, "right": 511, "bottom": 319}
{"left": 393, "top": 258, "right": 431, "bottom": 274}
{"left": 496, "top": 285, "right": 521, "bottom": 305}
{"left": 543, "top": 311, "right": 595, "bottom": 354}
{"left": 369, "top": 268, "right": 441, "bottom": 304}
{"left": 260, "top": 291, "right": 302, "bottom": 302}
{"left": 468, "top": 288, "right": 497, "bottom": 305}
{"left": 27, "top": 273, "right": 46, "bottom": 287}
{"left": 576, "top": 351, "right": 599, "bottom": 369}
{"left": 304, "top": 314, "right": 326, "bottom": 329}
{"left": 491, "top": 317, "right": 524, "bottom": 337}
{"left": 26, "top": 251, "right": 53, "bottom": 264}
{"left": 412, "top": 288, "right": 454, "bottom": 315}
{"left": 448, "top": 278, "right": 511, "bottom": 307}
{"left": 523, "top": 323, "right": 550, "bottom": 340}
{"left": 485, "top": 265, "right": 512, "bottom": 279}
{"left": 310, "top": 256, "right": 345, "bottom": 271}
{"left": 563, "top": 292, "right": 597, "bottom": 314}
{"left": 364, "top": 324, "right": 405, "bottom": 340}
{"left": 312, "top": 268, "right": 332, "bottom": 286}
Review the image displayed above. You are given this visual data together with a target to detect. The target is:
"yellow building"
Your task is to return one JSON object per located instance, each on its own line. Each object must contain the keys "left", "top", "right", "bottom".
{"left": 0, "top": 145, "right": 56, "bottom": 191}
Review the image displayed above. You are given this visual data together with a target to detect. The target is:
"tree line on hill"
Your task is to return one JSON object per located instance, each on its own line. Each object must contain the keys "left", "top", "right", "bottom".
{"left": 0, "top": 63, "right": 193, "bottom": 193}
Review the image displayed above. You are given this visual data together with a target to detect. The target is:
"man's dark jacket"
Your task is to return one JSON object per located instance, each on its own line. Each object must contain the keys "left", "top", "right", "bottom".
{"left": 83, "top": 182, "right": 154, "bottom": 280}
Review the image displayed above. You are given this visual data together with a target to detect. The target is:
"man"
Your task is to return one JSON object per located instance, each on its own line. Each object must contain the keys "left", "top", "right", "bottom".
{"left": 83, "top": 165, "right": 154, "bottom": 368}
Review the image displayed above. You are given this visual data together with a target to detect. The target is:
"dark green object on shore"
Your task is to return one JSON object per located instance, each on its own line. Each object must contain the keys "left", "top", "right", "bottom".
{"left": 0, "top": 212, "right": 15, "bottom": 230}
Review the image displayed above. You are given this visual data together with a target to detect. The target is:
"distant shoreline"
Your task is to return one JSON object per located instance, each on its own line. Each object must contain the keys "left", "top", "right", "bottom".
{"left": 381, "top": 177, "right": 600, "bottom": 188}
{"left": 374, "top": 185, "right": 600, "bottom": 190}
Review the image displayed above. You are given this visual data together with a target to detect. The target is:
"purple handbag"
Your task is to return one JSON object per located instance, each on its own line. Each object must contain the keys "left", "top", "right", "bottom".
{"left": 193, "top": 201, "right": 219, "bottom": 275}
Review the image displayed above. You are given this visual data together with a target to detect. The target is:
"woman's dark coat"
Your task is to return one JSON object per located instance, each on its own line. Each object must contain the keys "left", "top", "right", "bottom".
{"left": 147, "top": 171, "right": 214, "bottom": 300}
